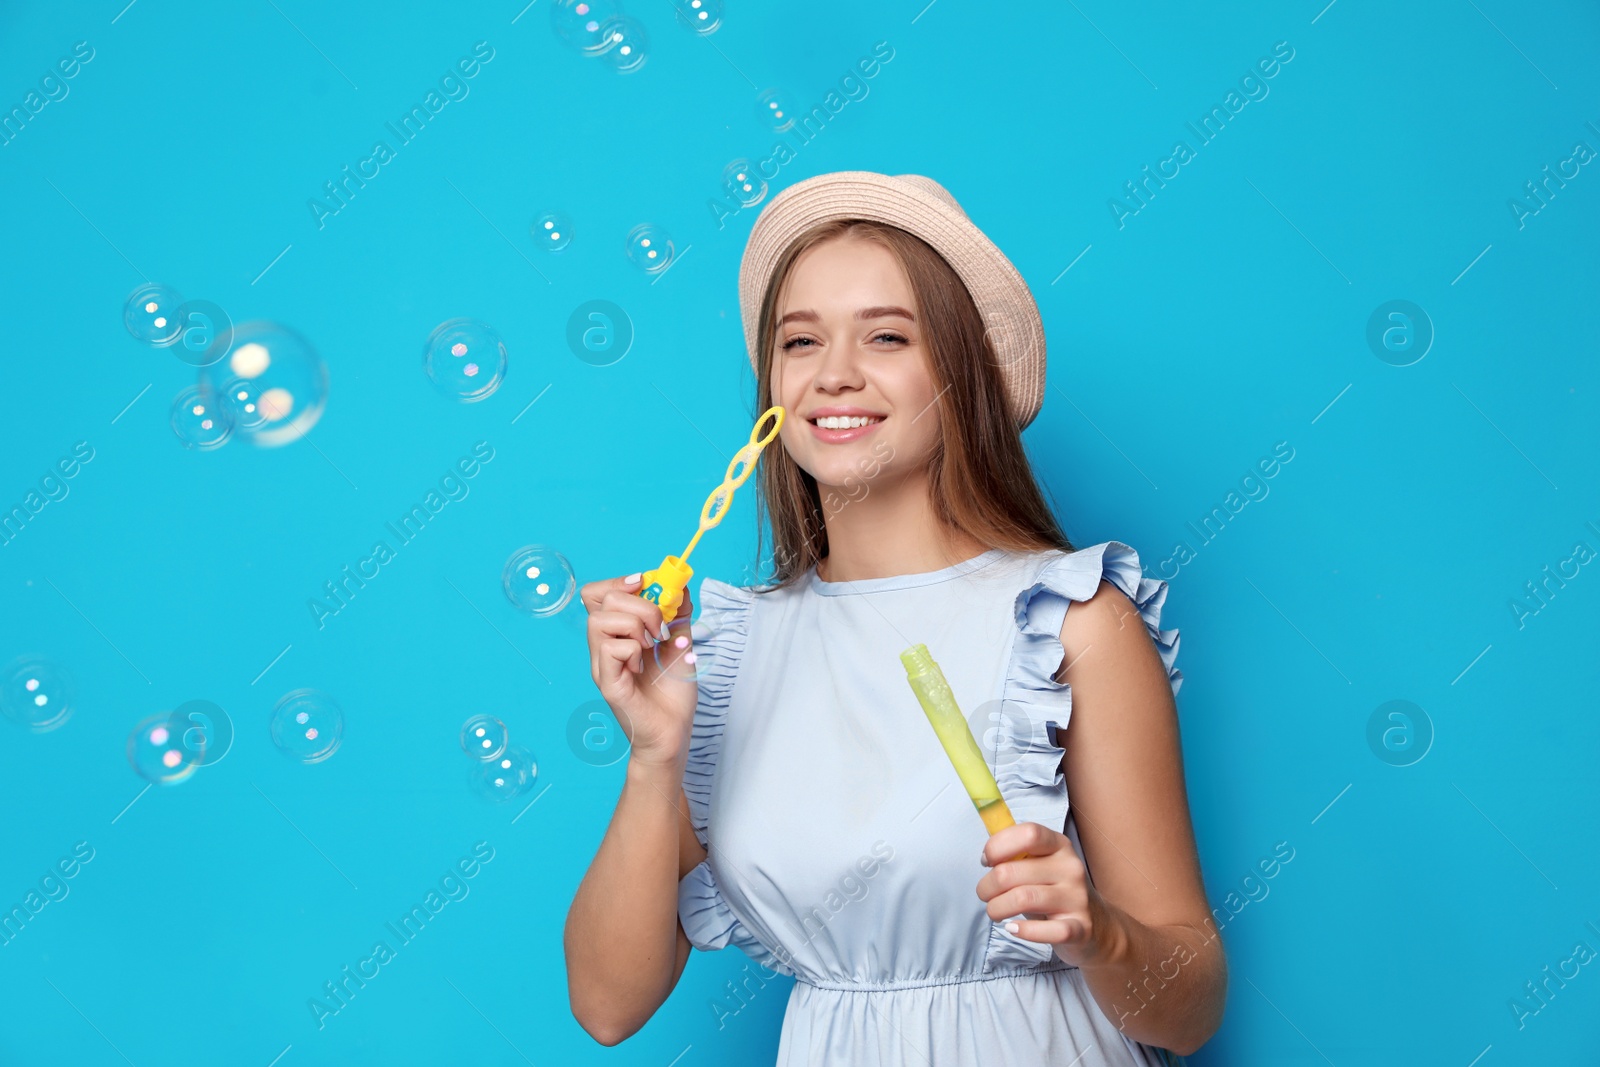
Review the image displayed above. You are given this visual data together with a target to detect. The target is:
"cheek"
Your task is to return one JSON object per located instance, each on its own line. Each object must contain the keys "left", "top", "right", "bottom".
{"left": 887, "top": 380, "right": 942, "bottom": 445}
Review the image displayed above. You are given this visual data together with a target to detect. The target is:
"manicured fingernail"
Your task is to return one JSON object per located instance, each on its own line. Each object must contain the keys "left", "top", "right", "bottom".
{"left": 1003, "top": 921, "right": 1019, "bottom": 934}
{"left": 674, "top": 635, "right": 688, "bottom": 649}
{"left": 625, "top": 573, "right": 642, "bottom": 585}
{"left": 979, "top": 849, "right": 989, "bottom": 866}
{"left": 660, "top": 622, "right": 671, "bottom": 641}
{"left": 684, "top": 652, "right": 697, "bottom": 665}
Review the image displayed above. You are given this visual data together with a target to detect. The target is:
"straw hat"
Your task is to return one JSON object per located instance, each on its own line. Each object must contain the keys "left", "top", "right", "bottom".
{"left": 738, "top": 171, "right": 1047, "bottom": 430}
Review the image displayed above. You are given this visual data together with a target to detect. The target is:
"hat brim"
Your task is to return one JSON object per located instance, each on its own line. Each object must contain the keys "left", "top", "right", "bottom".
{"left": 738, "top": 171, "right": 1046, "bottom": 430}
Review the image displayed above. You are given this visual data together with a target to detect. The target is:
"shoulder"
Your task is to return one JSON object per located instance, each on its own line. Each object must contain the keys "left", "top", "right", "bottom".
{"left": 690, "top": 576, "right": 763, "bottom": 691}
{"left": 1013, "top": 541, "right": 1183, "bottom": 695}
{"left": 697, "top": 575, "right": 758, "bottom": 615}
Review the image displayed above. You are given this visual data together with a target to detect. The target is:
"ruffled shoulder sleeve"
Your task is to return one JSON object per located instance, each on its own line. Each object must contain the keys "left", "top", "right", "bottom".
{"left": 679, "top": 576, "right": 755, "bottom": 850}
{"left": 677, "top": 576, "right": 791, "bottom": 971}
{"left": 985, "top": 540, "right": 1183, "bottom": 972}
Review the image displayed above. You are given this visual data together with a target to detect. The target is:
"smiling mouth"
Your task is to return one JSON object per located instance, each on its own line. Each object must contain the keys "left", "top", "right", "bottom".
{"left": 808, "top": 415, "right": 886, "bottom": 430}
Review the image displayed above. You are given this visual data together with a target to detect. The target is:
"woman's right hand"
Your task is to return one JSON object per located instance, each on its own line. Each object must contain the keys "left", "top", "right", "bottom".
{"left": 582, "top": 572, "right": 698, "bottom": 770}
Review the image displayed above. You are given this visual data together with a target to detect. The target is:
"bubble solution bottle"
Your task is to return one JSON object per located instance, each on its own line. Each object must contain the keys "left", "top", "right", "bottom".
{"left": 901, "top": 643, "right": 1024, "bottom": 846}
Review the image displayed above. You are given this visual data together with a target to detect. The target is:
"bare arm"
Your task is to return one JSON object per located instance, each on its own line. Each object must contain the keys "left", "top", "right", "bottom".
{"left": 1059, "top": 580, "right": 1227, "bottom": 1055}
{"left": 564, "top": 757, "right": 709, "bottom": 1045}
{"left": 564, "top": 573, "right": 710, "bottom": 1046}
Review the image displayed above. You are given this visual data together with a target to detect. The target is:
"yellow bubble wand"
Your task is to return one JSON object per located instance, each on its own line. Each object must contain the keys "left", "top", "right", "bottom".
{"left": 637, "top": 405, "right": 786, "bottom": 624}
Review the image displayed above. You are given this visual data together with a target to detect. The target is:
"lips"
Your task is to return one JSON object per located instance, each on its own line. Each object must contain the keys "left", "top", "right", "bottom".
{"left": 807, "top": 415, "right": 884, "bottom": 443}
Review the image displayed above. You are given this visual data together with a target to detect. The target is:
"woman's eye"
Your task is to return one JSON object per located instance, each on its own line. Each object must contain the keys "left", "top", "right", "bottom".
{"left": 873, "top": 332, "right": 907, "bottom": 344}
{"left": 781, "top": 337, "right": 815, "bottom": 351}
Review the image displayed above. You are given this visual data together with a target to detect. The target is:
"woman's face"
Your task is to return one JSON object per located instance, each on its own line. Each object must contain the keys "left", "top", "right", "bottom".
{"left": 770, "top": 236, "right": 943, "bottom": 492}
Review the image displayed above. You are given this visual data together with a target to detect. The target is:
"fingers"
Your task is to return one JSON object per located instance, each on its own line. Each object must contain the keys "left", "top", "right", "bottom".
{"left": 580, "top": 572, "right": 651, "bottom": 616}
{"left": 587, "top": 582, "right": 669, "bottom": 673}
{"left": 595, "top": 636, "right": 646, "bottom": 693}
{"left": 584, "top": 571, "right": 700, "bottom": 691}
{"left": 999, "top": 916, "right": 1084, "bottom": 945}
{"left": 979, "top": 820, "right": 1063, "bottom": 868}
{"left": 591, "top": 610, "right": 659, "bottom": 691}
{"left": 979, "top": 852, "right": 1064, "bottom": 885}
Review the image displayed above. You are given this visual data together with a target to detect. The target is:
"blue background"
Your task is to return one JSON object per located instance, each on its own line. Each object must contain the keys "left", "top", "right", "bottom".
{"left": 2, "top": 0, "right": 1597, "bottom": 1063}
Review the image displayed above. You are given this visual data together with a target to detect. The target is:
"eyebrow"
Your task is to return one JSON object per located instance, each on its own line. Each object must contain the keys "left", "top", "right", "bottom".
{"left": 777, "top": 305, "right": 916, "bottom": 327}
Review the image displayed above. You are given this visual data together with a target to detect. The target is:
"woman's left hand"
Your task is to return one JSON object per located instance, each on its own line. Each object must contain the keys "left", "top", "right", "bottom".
{"left": 976, "top": 819, "right": 1123, "bottom": 969}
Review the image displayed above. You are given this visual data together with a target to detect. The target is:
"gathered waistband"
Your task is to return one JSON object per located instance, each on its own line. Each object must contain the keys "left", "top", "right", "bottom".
{"left": 794, "top": 960, "right": 1075, "bottom": 993}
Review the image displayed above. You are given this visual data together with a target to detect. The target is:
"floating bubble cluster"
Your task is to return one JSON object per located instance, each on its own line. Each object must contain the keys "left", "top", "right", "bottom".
{"left": 123, "top": 283, "right": 185, "bottom": 346}
{"left": 424, "top": 319, "right": 508, "bottom": 402}
{"left": 127, "top": 711, "right": 203, "bottom": 784}
{"left": 170, "top": 385, "right": 234, "bottom": 450}
{"left": 673, "top": 0, "right": 722, "bottom": 34}
{"left": 502, "top": 545, "right": 576, "bottom": 616}
{"left": 460, "top": 714, "right": 509, "bottom": 761}
{"left": 270, "top": 689, "right": 344, "bottom": 763}
{"left": 624, "top": 223, "right": 675, "bottom": 275}
{"left": 532, "top": 211, "right": 573, "bottom": 252}
{"left": 199, "top": 322, "right": 329, "bottom": 447}
{"left": 597, "top": 15, "right": 648, "bottom": 73}
{"left": 550, "top": 0, "right": 648, "bottom": 71}
{"left": 454, "top": 714, "right": 535, "bottom": 802}
{"left": 551, "top": 0, "right": 621, "bottom": 54}
{"left": 470, "top": 743, "right": 538, "bottom": 802}
{"left": 0, "top": 657, "right": 74, "bottom": 733}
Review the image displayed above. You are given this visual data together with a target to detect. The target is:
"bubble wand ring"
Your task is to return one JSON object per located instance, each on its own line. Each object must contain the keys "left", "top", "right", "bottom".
{"left": 637, "top": 406, "right": 785, "bottom": 624}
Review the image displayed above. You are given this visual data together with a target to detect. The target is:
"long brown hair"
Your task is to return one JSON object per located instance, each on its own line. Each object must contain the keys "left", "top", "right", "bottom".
{"left": 744, "top": 219, "right": 1072, "bottom": 591}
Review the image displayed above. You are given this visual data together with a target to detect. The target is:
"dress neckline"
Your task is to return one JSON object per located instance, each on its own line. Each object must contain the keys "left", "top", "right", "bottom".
{"left": 808, "top": 547, "right": 1008, "bottom": 596}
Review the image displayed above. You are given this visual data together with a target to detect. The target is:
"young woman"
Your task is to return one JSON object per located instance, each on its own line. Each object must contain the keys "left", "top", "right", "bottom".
{"left": 565, "top": 172, "right": 1226, "bottom": 1064}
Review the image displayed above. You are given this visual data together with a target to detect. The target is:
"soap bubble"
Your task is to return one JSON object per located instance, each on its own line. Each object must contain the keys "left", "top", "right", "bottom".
{"left": 653, "top": 613, "right": 720, "bottom": 684}
{"left": 755, "top": 88, "right": 797, "bottom": 132}
{"left": 460, "top": 714, "right": 509, "bottom": 761}
{"left": 532, "top": 211, "right": 573, "bottom": 252}
{"left": 174, "top": 699, "right": 234, "bottom": 767}
{"left": 597, "top": 15, "right": 648, "bottom": 73}
{"left": 270, "top": 689, "right": 344, "bottom": 763}
{"left": 551, "top": 0, "right": 622, "bottom": 55}
{"left": 624, "top": 223, "right": 675, "bottom": 275}
{"left": 424, "top": 319, "right": 507, "bottom": 402}
{"left": 502, "top": 545, "right": 576, "bottom": 616}
{"left": 128, "top": 711, "right": 203, "bottom": 784}
{"left": 199, "top": 322, "right": 328, "bottom": 448}
{"left": 723, "top": 159, "right": 768, "bottom": 208}
{"left": 170, "top": 385, "right": 234, "bottom": 451}
{"left": 168, "top": 300, "right": 234, "bottom": 368}
{"left": 0, "top": 657, "right": 75, "bottom": 733}
{"left": 470, "top": 743, "right": 538, "bottom": 802}
{"left": 673, "top": 0, "right": 722, "bottom": 34}
{"left": 124, "top": 283, "right": 185, "bottom": 346}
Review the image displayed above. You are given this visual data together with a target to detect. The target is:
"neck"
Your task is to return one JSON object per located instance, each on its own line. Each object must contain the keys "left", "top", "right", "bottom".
{"left": 814, "top": 470, "right": 989, "bottom": 583}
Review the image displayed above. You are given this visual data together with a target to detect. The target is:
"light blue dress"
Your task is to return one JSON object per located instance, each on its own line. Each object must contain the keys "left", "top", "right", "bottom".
{"left": 676, "top": 541, "right": 1188, "bottom": 1066}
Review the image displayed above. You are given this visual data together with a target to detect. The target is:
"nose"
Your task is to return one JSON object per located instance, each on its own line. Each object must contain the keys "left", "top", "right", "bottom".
{"left": 813, "top": 336, "right": 865, "bottom": 395}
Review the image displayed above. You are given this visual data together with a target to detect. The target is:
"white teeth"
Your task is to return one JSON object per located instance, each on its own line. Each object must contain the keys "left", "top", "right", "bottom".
{"left": 814, "top": 415, "right": 883, "bottom": 429}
